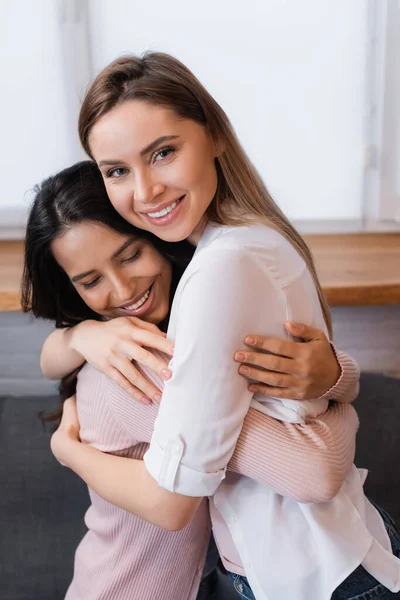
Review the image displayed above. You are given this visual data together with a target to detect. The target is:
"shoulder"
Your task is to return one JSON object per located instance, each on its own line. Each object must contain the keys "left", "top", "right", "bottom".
{"left": 190, "top": 224, "right": 306, "bottom": 287}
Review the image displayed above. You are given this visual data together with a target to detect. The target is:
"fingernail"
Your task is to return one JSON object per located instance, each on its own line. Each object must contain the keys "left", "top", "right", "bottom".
{"left": 141, "top": 396, "right": 152, "bottom": 405}
{"left": 234, "top": 352, "right": 246, "bottom": 362}
{"left": 245, "top": 336, "right": 256, "bottom": 346}
{"left": 287, "top": 321, "right": 298, "bottom": 329}
{"left": 161, "top": 369, "right": 172, "bottom": 381}
{"left": 154, "top": 393, "right": 162, "bottom": 404}
{"left": 239, "top": 366, "right": 250, "bottom": 376}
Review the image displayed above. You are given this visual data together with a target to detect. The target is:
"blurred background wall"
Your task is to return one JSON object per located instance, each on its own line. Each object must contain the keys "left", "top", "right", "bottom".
{"left": 1, "top": 0, "right": 399, "bottom": 237}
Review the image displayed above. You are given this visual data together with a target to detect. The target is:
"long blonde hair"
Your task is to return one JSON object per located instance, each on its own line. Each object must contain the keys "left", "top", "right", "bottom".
{"left": 79, "top": 52, "right": 332, "bottom": 337}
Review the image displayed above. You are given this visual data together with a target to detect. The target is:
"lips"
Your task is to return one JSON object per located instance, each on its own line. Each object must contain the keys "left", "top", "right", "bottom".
{"left": 117, "top": 284, "right": 152, "bottom": 310}
{"left": 146, "top": 198, "right": 181, "bottom": 218}
{"left": 140, "top": 195, "right": 185, "bottom": 227}
{"left": 140, "top": 196, "right": 184, "bottom": 217}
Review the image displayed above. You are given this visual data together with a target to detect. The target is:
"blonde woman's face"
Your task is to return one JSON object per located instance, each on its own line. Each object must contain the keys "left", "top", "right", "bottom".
{"left": 90, "top": 100, "right": 219, "bottom": 244}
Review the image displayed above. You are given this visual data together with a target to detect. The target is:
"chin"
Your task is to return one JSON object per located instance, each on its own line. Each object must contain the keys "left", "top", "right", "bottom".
{"left": 156, "top": 223, "right": 197, "bottom": 244}
{"left": 149, "top": 307, "right": 169, "bottom": 326}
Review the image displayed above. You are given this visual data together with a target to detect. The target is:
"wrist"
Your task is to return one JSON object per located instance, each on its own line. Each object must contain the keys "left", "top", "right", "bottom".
{"left": 330, "top": 346, "right": 342, "bottom": 387}
{"left": 68, "top": 320, "right": 96, "bottom": 354}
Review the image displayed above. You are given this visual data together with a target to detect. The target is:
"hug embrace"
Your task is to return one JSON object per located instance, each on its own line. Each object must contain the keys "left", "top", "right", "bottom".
{"left": 22, "top": 53, "right": 400, "bottom": 599}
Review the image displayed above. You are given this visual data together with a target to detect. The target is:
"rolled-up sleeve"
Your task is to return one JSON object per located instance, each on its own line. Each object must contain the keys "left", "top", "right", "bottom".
{"left": 144, "top": 247, "right": 287, "bottom": 497}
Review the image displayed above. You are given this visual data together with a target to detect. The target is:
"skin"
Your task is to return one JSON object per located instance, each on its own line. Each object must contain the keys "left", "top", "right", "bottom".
{"left": 90, "top": 101, "right": 219, "bottom": 244}
{"left": 52, "top": 222, "right": 172, "bottom": 325}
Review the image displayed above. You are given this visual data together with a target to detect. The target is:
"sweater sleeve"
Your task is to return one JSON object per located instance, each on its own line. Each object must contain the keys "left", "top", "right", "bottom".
{"left": 106, "top": 357, "right": 359, "bottom": 504}
{"left": 228, "top": 402, "right": 359, "bottom": 503}
{"left": 317, "top": 346, "right": 360, "bottom": 404}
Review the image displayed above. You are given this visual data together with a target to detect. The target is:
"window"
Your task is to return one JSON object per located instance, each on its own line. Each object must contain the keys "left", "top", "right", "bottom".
{"left": 1, "top": 0, "right": 398, "bottom": 237}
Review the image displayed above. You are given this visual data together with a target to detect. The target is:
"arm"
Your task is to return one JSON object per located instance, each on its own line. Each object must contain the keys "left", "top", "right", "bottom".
{"left": 234, "top": 322, "right": 360, "bottom": 404}
{"left": 52, "top": 397, "right": 201, "bottom": 531}
{"left": 52, "top": 396, "right": 358, "bottom": 529}
{"left": 229, "top": 402, "right": 358, "bottom": 502}
{"left": 52, "top": 251, "right": 358, "bottom": 525}
{"left": 321, "top": 345, "right": 360, "bottom": 404}
{"left": 40, "top": 327, "right": 85, "bottom": 378}
{"left": 54, "top": 249, "right": 340, "bottom": 529}
{"left": 108, "top": 365, "right": 359, "bottom": 503}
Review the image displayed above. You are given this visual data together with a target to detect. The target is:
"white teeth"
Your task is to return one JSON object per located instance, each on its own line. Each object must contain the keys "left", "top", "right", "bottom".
{"left": 148, "top": 199, "right": 180, "bottom": 218}
{"left": 122, "top": 288, "right": 150, "bottom": 311}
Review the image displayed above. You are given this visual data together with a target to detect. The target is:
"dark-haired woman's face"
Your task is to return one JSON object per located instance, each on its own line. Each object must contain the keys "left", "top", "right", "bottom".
{"left": 51, "top": 222, "right": 172, "bottom": 323}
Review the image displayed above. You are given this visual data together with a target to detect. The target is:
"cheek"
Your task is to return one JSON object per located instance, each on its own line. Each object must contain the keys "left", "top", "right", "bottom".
{"left": 106, "top": 182, "right": 137, "bottom": 220}
{"left": 76, "top": 288, "right": 106, "bottom": 314}
{"left": 189, "top": 152, "right": 218, "bottom": 197}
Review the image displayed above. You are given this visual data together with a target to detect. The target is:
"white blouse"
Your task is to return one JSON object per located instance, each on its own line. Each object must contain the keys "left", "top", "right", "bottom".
{"left": 144, "top": 222, "right": 400, "bottom": 599}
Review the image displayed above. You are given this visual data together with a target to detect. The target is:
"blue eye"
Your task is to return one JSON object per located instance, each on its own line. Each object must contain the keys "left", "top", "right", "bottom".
{"left": 106, "top": 167, "right": 127, "bottom": 178}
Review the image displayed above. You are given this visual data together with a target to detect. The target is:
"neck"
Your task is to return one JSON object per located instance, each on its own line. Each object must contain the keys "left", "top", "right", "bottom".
{"left": 187, "top": 216, "right": 208, "bottom": 246}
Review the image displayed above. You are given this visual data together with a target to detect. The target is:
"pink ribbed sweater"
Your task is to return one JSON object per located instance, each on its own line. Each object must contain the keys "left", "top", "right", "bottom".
{"left": 66, "top": 350, "right": 359, "bottom": 599}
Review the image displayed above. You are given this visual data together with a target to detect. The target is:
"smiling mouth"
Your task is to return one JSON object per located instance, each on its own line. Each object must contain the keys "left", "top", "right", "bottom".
{"left": 119, "top": 285, "right": 152, "bottom": 311}
{"left": 145, "top": 196, "right": 184, "bottom": 219}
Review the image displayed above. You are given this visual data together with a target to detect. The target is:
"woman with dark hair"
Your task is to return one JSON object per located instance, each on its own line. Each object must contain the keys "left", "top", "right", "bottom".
{"left": 22, "top": 161, "right": 359, "bottom": 600}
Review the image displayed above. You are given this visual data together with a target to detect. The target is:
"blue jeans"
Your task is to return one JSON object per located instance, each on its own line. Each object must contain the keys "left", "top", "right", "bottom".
{"left": 228, "top": 505, "right": 400, "bottom": 600}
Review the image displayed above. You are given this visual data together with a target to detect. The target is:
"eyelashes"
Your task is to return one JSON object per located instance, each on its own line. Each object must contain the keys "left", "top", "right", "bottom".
{"left": 104, "top": 146, "right": 176, "bottom": 178}
{"left": 122, "top": 249, "right": 141, "bottom": 264}
{"left": 153, "top": 146, "right": 175, "bottom": 162}
{"left": 80, "top": 249, "right": 142, "bottom": 291}
{"left": 82, "top": 277, "right": 100, "bottom": 290}
{"left": 106, "top": 167, "right": 127, "bottom": 178}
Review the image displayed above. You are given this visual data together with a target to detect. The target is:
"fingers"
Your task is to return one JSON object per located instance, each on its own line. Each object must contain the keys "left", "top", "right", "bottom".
{"left": 128, "top": 317, "right": 167, "bottom": 337}
{"left": 63, "top": 395, "right": 77, "bottom": 411}
{"left": 107, "top": 365, "right": 153, "bottom": 404}
{"left": 234, "top": 350, "right": 297, "bottom": 375}
{"left": 238, "top": 364, "right": 293, "bottom": 389}
{"left": 129, "top": 327, "right": 174, "bottom": 357}
{"left": 119, "top": 341, "right": 172, "bottom": 382}
{"left": 59, "top": 396, "right": 80, "bottom": 436}
{"left": 108, "top": 357, "right": 161, "bottom": 404}
{"left": 242, "top": 335, "right": 300, "bottom": 359}
{"left": 284, "top": 321, "right": 328, "bottom": 342}
{"left": 247, "top": 383, "right": 301, "bottom": 400}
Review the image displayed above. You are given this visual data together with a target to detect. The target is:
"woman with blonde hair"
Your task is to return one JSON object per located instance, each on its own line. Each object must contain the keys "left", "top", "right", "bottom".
{"left": 49, "top": 53, "right": 400, "bottom": 599}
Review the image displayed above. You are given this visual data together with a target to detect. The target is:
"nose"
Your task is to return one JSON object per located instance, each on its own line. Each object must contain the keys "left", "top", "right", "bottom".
{"left": 109, "top": 273, "right": 135, "bottom": 307}
{"left": 134, "top": 167, "right": 165, "bottom": 205}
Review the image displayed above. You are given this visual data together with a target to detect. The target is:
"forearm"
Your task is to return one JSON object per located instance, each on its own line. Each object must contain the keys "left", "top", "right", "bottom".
{"left": 320, "top": 347, "right": 360, "bottom": 404}
{"left": 40, "top": 327, "right": 85, "bottom": 379}
{"left": 228, "top": 402, "right": 359, "bottom": 503}
{"left": 108, "top": 368, "right": 358, "bottom": 503}
{"left": 54, "top": 434, "right": 201, "bottom": 530}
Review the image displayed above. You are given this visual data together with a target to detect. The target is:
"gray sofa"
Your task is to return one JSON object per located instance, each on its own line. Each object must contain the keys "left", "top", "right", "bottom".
{"left": 1, "top": 373, "right": 399, "bottom": 599}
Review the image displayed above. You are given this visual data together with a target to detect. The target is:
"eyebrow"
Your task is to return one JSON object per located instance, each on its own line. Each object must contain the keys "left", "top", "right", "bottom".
{"left": 98, "top": 135, "right": 180, "bottom": 167}
{"left": 70, "top": 238, "right": 137, "bottom": 282}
